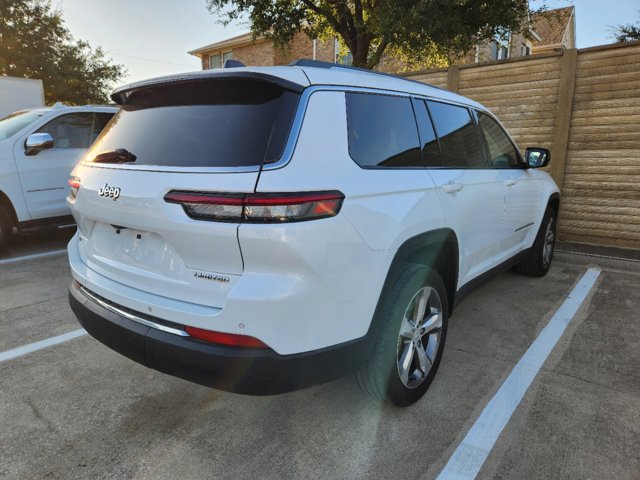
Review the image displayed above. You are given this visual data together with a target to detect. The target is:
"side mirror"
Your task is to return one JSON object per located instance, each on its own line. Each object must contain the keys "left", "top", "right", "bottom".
{"left": 525, "top": 147, "right": 551, "bottom": 168}
{"left": 25, "top": 133, "right": 54, "bottom": 156}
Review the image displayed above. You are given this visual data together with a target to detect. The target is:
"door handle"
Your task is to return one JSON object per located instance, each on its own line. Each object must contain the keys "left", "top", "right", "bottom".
{"left": 442, "top": 182, "right": 463, "bottom": 194}
{"left": 505, "top": 179, "right": 517, "bottom": 187}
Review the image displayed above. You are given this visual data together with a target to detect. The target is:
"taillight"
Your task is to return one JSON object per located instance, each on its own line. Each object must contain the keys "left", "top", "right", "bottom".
{"left": 164, "top": 191, "right": 344, "bottom": 223}
{"left": 68, "top": 176, "right": 81, "bottom": 199}
{"left": 184, "top": 326, "right": 268, "bottom": 349}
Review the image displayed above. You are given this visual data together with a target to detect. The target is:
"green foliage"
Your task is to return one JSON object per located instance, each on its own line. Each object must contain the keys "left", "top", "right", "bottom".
{"left": 0, "top": 0, "right": 126, "bottom": 104}
{"left": 612, "top": 14, "right": 640, "bottom": 42}
{"left": 206, "top": 0, "right": 532, "bottom": 69}
{"left": 385, "top": 44, "right": 451, "bottom": 73}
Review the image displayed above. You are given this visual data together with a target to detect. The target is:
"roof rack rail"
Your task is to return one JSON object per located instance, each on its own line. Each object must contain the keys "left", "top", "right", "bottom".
{"left": 287, "top": 58, "right": 443, "bottom": 91}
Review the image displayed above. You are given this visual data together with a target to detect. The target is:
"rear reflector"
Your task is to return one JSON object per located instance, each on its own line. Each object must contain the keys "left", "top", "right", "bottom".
{"left": 164, "top": 190, "right": 344, "bottom": 223}
{"left": 184, "top": 326, "right": 268, "bottom": 349}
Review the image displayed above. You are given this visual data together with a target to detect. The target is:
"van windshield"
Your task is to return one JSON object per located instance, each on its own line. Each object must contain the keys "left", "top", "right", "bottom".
{"left": 0, "top": 110, "right": 44, "bottom": 141}
{"left": 87, "top": 78, "right": 300, "bottom": 168}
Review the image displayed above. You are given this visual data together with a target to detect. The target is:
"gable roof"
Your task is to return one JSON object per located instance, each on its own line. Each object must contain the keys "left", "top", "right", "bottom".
{"left": 188, "top": 32, "right": 263, "bottom": 56}
{"left": 532, "top": 6, "right": 575, "bottom": 47}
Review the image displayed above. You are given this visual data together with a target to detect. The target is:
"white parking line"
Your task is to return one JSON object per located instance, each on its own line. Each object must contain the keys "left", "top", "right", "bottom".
{"left": 436, "top": 267, "right": 601, "bottom": 480}
{"left": 0, "top": 329, "right": 87, "bottom": 363}
{"left": 0, "top": 248, "right": 67, "bottom": 266}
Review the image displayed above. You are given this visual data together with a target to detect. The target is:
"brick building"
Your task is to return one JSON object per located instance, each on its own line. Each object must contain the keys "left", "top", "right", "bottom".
{"left": 472, "top": 6, "right": 575, "bottom": 63}
{"left": 188, "top": 32, "right": 343, "bottom": 70}
{"left": 188, "top": 6, "right": 575, "bottom": 71}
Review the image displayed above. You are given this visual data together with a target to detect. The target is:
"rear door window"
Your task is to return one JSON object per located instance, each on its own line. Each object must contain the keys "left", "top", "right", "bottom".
{"left": 412, "top": 99, "right": 441, "bottom": 167}
{"left": 88, "top": 79, "right": 299, "bottom": 168}
{"left": 427, "top": 101, "right": 485, "bottom": 168}
{"left": 476, "top": 111, "right": 521, "bottom": 168}
{"left": 346, "top": 93, "right": 422, "bottom": 168}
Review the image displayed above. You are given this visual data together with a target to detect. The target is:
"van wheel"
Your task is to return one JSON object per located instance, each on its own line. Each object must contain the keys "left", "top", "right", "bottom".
{"left": 356, "top": 264, "right": 448, "bottom": 407}
{"left": 517, "top": 207, "right": 557, "bottom": 277}
{"left": 0, "top": 206, "right": 11, "bottom": 251}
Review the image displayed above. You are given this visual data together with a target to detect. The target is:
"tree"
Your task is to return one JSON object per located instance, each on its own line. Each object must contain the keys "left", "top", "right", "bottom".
{"left": 206, "top": 0, "right": 534, "bottom": 69}
{"left": 612, "top": 15, "right": 640, "bottom": 42}
{"left": 0, "top": 0, "right": 125, "bottom": 104}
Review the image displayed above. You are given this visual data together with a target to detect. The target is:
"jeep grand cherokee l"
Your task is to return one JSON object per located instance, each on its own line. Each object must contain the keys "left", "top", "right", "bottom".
{"left": 67, "top": 61, "right": 559, "bottom": 406}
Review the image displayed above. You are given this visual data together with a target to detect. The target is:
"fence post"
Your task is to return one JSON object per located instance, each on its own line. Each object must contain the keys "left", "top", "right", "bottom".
{"left": 551, "top": 48, "right": 578, "bottom": 189}
{"left": 447, "top": 65, "right": 460, "bottom": 93}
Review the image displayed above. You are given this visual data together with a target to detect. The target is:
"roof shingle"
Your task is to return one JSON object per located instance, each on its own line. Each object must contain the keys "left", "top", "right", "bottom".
{"left": 532, "top": 6, "right": 575, "bottom": 47}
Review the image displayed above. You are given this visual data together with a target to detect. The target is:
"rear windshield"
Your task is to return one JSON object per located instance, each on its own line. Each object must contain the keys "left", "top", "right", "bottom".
{"left": 87, "top": 78, "right": 300, "bottom": 168}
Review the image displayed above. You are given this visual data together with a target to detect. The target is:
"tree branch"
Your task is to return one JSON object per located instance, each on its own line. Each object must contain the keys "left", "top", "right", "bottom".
{"left": 299, "top": 0, "right": 343, "bottom": 34}
{"left": 336, "top": 2, "right": 356, "bottom": 39}
{"left": 366, "top": 38, "right": 389, "bottom": 69}
{"left": 354, "top": 0, "right": 364, "bottom": 27}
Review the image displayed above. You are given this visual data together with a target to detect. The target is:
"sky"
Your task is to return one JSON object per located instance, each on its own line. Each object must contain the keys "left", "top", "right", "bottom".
{"left": 56, "top": 0, "right": 640, "bottom": 85}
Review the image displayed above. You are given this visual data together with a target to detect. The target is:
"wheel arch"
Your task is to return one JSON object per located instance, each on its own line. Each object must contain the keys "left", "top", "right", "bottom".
{"left": 0, "top": 190, "right": 18, "bottom": 227}
{"left": 547, "top": 192, "right": 560, "bottom": 218}
{"left": 369, "top": 229, "right": 460, "bottom": 341}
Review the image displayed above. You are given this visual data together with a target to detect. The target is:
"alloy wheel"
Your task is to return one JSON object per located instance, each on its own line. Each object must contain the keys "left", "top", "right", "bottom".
{"left": 543, "top": 217, "right": 555, "bottom": 268}
{"left": 396, "top": 286, "right": 443, "bottom": 389}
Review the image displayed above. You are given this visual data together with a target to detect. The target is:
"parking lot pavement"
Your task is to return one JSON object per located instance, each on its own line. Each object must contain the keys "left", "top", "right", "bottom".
{"left": 0, "top": 254, "right": 79, "bottom": 351}
{"left": 476, "top": 262, "right": 640, "bottom": 480}
{"left": 0, "top": 250, "right": 638, "bottom": 479}
{"left": 0, "top": 228, "right": 75, "bottom": 263}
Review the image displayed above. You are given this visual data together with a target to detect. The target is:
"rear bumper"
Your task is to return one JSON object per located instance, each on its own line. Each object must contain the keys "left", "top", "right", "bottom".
{"left": 69, "top": 282, "right": 370, "bottom": 395}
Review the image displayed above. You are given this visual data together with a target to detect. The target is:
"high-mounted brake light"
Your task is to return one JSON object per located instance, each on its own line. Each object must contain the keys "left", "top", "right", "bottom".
{"left": 164, "top": 191, "right": 344, "bottom": 223}
{"left": 184, "top": 326, "right": 268, "bottom": 349}
{"left": 68, "top": 176, "right": 81, "bottom": 200}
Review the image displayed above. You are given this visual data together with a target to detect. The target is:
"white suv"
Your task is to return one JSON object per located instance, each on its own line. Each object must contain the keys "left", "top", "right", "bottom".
{"left": 0, "top": 104, "right": 118, "bottom": 250}
{"left": 67, "top": 61, "right": 559, "bottom": 406}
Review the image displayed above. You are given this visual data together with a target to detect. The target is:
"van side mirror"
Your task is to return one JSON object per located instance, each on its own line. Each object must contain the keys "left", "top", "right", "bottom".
{"left": 25, "top": 133, "right": 54, "bottom": 156}
{"left": 525, "top": 147, "right": 551, "bottom": 168}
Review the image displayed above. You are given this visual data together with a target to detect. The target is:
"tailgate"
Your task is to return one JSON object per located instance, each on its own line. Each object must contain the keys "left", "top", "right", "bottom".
{"left": 71, "top": 166, "right": 256, "bottom": 308}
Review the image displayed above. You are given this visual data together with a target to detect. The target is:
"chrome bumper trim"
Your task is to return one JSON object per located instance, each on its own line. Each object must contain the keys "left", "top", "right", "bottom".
{"left": 78, "top": 285, "right": 190, "bottom": 337}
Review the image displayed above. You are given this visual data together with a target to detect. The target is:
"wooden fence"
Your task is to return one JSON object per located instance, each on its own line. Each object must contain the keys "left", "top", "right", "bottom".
{"left": 405, "top": 40, "right": 640, "bottom": 251}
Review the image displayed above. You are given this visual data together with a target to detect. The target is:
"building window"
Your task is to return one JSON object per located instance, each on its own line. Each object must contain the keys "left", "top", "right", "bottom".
{"left": 334, "top": 38, "right": 353, "bottom": 65}
{"left": 491, "top": 33, "right": 510, "bottom": 61}
{"left": 209, "top": 54, "right": 222, "bottom": 69}
{"left": 209, "top": 51, "right": 233, "bottom": 69}
{"left": 521, "top": 43, "right": 531, "bottom": 56}
{"left": 490, "top": 41, "right": 498, "bottom": 60}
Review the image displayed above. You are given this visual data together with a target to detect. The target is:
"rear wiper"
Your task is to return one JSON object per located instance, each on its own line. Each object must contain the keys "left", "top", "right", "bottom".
{"left": 93, "top": 148, "right": 137, "bottom": 164}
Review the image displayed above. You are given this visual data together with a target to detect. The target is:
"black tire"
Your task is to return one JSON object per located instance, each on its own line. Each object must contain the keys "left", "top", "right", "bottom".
{"left": 0, "top": 206, "right": 11, "bottom": 252}
{"left": 356, "top": 263, "right": 448, "bottom": 407}
{"left": 517, "top": 207, "right": 557, "bottom": 277}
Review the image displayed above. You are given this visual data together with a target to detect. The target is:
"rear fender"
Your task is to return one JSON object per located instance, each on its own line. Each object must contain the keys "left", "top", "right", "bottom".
{"left": 367, "top": 229, "right": 459, "bottom": 343}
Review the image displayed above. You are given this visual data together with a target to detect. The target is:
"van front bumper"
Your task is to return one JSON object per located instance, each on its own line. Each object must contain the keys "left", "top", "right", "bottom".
{"left": 69, "top": 281, "right": 369, "bottom": 395}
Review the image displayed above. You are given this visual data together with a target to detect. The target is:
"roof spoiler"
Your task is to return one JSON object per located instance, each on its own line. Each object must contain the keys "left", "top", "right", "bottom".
{"left": 110, "top": 71, "right": 305, "bottom": 105}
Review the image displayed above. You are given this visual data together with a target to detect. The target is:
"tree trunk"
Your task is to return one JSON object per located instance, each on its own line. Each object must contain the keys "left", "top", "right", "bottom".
{"left": 350, "top": 33, "right": 371, "bottom": 69}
